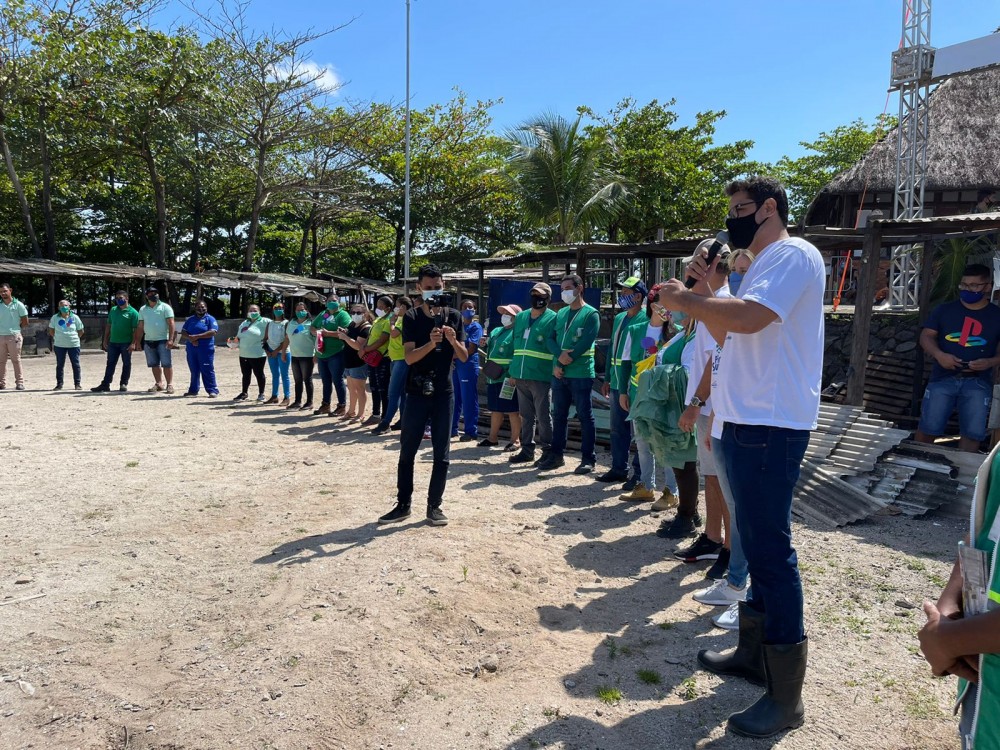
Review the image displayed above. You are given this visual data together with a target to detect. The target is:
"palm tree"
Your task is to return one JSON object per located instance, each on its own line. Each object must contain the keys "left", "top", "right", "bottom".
{"left": 504, "top": 113, "right": 627, "bottom": 244}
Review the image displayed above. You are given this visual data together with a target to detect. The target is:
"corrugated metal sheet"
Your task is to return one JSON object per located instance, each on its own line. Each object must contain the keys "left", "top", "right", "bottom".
{"left": 794, "top": 460, "right": 888, "bottom": 527}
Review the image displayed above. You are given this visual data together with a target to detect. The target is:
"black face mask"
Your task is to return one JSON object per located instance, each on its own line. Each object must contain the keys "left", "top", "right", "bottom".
{"left": 531, "top": 296, "right": 548, "bottom": 310}
{"left": 725, "top": 207, "right": 764, "bottom": 250}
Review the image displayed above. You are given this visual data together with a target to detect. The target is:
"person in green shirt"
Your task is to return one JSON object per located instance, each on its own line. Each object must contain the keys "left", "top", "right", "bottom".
{"left": 48, "top": 300, "right": 84, "bottom": 390}
{"left": 0, "top": 281, "right": 29, "bottom": 390}
{"left": 285, "top": 301, "right": 317, "bottom": 410}
{"left": 597, "top": 276, "right": 648, "bottom": 486}
{"left": 361, "top": 296, "right": 394, "bottom": 426}
{"left": 919, "top": 444, "right": 1000, "bottom": 750}
{"left": 228, "top": 304, "right": 270, "bottom": 402}
{"left": 373, "top": 296, "right": 413, "bottom": 435}
{"left": 537, "top": 274, "right": 600, "bottom": 474}
{"left": 508, "top": 283, "right": 557, "bottom": 465}
{"left": 134, "top": 286, "right": 177, "bottom": 394}
{"left": 92, "top": 289, "right": 140, "bottom": 392}
{"left": 310, "top": 297, "right": 351, "bottom": 415}
{"left": 480, "top": 303, "right": 523, "bottom": 449}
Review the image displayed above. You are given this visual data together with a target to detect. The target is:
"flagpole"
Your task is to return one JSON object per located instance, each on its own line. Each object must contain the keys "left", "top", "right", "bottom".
{"left": 403, "top": 0, "right": 412, "bottom": 287}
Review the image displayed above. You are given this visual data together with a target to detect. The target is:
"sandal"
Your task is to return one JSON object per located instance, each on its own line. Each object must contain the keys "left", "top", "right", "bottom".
{"left": 503, "top": 442, "right": 520, "bottom": 452}
{"left": 477, "top": 438, "right": 499, "bottom": 448}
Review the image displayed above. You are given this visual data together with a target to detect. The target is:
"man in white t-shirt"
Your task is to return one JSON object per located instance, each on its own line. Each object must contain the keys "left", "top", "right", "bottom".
{"left": 660, "top": 177, "right": 824, "bottom": 739}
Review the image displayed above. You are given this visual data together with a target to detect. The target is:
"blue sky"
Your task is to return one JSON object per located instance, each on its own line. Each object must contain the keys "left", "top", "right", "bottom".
{"left": 175, "top": 0, "right": 999, "bottom": 164}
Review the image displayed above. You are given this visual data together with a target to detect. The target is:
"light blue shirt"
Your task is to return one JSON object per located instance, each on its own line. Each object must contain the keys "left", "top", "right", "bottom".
{"left": 139, "top": 301, "right": 174, "bottom": 341}
{"left": 49, "top": 313, "right": 84, "bottom": 348}
{"left": 0, "top": 297, "right": 28, "bottom": 335}
{"left": 237, "top": 317, "right": 269, "bottom": 358}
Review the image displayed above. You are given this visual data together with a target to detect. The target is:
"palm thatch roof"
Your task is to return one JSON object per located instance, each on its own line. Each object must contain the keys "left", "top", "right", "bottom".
{"left": 820, "top": 68, "right": 1000, "bottom": 197}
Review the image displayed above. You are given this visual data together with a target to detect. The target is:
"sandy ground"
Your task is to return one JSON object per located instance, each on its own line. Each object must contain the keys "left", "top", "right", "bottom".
{"left": 0, "top": 351, "right": 967, "bottom": 750}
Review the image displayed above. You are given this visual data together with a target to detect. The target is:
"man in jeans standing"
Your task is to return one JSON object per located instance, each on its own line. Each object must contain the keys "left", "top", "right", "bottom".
{"left": 539, "top": 274, "right": 600, "bottom": 474}
{"left": 92, "top": 290, "right": 140, "bottom": 392}
{"left": 661, "top": 176, "right": 824, "bottom": 739}
{"left": 378, "top": 265, "right": 467, "bottom": 527}
{"left": 915, "top": 263, "right": 1000, "bottom": 452}
{"left": 507, "top": 283, "right": 557, "bottom": 466}
{"left": 0, "top": 282, "right": 28, "bottom": 390}
{"left": 597, "top": 276, "right": 647, "bottom": 488}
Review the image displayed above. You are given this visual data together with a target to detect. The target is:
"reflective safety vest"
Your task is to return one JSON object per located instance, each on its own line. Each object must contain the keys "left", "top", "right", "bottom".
{"left": 509, "top": 308, "right": 557, "bottom": 382}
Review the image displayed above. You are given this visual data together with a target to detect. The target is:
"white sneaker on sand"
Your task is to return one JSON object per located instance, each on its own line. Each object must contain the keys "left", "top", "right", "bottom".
{"left": 693, "top": 578, "right": 747, "bottom": 606}
{"left": 712, "top": 601, "right": 740, "bottom": 631}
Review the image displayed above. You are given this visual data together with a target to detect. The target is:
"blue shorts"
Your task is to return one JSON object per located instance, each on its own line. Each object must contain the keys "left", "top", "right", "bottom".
{"left": 143, "top": 340, "right": 172, "bottom": 369}
{"left": 345, "top": 365, "right": 367, "bottom": 380}
{"left": 917, "top": 375, "right": 992, "bottom": 441}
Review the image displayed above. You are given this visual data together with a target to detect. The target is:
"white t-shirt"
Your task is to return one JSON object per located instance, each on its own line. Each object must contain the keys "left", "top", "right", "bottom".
{"left": 621, "top": 323, "right": 662, "bottom": 362}
{"left": 685, "top": 286, "right": 731, "bottom": 415}
{"left": 713, "top": 236, "right": 825, "bottom": 431}
{"left": 655, "top": 330, "right": 695, "bottom": 374}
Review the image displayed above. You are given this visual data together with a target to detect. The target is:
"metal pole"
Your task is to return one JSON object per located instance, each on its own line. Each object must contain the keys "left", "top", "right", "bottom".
{"left": 403, "top": 0, "right": 412, "bottom": 287}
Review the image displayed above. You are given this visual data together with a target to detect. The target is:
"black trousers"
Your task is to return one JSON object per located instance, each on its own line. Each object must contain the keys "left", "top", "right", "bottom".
{"left": 239, "top": 356, "right": 266, "bottom": 395}
{"left": 291, "top": 356, "right": 314, "bottom": 403}
{"left": 368, "top": 358, "right": 390, "bottom": 416}
{"left": 397, "top": 386, "right": 454, "bottom": 509}
{"left": 673, "top": 460, "right": 699, "bottom": 519}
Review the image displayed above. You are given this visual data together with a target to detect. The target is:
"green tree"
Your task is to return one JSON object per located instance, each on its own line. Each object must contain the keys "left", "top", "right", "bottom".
{"left": 504, "top": 112, "right": 626, "bottom": 244}
{"left": 775, "top": 116, "right": 894, "bottom": 221}
{"left": 584, "top": 98, "right": 754, "bottom": 242}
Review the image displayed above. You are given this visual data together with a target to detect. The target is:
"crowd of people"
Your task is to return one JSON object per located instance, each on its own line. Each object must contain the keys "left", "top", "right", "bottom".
{"left": 0, "top": 176, "right": 996, "bottom": 746}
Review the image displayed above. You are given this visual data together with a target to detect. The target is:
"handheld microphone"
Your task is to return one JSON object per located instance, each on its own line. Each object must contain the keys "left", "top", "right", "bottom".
{"left": 684, "top": 230, "right": 729, "bottom": 289}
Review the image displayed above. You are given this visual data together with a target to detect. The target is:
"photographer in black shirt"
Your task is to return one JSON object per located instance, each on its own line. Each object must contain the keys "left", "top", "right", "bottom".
{"left": 378, "top": 265, "right": 468, "bottom": 527}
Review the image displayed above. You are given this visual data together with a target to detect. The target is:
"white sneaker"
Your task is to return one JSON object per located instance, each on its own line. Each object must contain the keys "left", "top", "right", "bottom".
{"left": 712, "top": 601, "right": 740, "bottom": 630}
{"left": 693, "top": 578, "right": 747, "bottom": 607}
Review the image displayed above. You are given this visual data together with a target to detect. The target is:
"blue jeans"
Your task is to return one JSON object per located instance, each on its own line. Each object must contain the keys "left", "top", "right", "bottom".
{"left": 712, "top": 435, "right": 749, "bottom": 590}
{"left": 918, "top": 375, "right": 992, "bottom": 441}
{"left": 380, "top": 359, "right": 408, "bottom": 428}
{"left": 316, "top": 352, "right": 346, "bottom": 407}
{"left": 451, "top": 362, "right": 480, "bottom": 437}
{"left": 722, "top": 423, "right": 809, "bottom": 645}
{"left": 610, "top": 389, "right": 641, "bottom": 476}
{"left": 100, "top": 342, "right": 132, "bottom": 387}
{"left": 54, "top": 346, "right": 81, "bottom": 386}
{"left": 268, "top": 353, "right": 291, "bottom": 398}
{"left": 185, "top": 343, "right": 218, "bottom": 394}
{"left": 397, "top": 386, "right": 454, "bottom": 508}
{"left": 143, "top": 340, "right": 172, "bottom": 368}
{"left": 550, "top": 377, "right": 596, "bottom": 464}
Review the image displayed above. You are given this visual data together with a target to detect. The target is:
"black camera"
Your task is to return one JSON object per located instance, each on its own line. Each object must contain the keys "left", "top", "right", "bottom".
{"left": 425, "top": 292, "right": 454, "bottom": 308}
{"left": 410, "top": 372, "right": 435, "bottom": 397}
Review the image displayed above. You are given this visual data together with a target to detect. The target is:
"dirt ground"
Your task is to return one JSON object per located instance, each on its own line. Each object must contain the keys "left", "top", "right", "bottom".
{"left": 0, "top": 351, "right": 967, "bottom": 750}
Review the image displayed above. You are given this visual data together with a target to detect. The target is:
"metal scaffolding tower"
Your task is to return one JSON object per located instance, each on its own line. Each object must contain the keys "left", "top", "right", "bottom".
{"left": 888, "top": 0, "right": 933, "bottom": 308}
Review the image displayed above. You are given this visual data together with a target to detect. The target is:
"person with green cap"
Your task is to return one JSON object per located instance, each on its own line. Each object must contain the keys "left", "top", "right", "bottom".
{"left": 48, "top": 299, "right": 85, "bottom": 390}
{"left": 597, "top": 275, "right": 647, "bottom": 487}
{"left": 311, "top": 294, "right": 351, "bottom": 415}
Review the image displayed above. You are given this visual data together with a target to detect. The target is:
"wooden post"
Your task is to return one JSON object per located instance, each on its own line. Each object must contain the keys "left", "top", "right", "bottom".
{"left": 911, "top": 239, "right": 935, "bottom": 415}
{"left": 845, "top": 223, "right": 883, "bottom": 405}
{"left": 541, "top": 260, "right": 550, "bottom": 284}
{"left": 477, "top": 265, "right": 485, "bottom": 323}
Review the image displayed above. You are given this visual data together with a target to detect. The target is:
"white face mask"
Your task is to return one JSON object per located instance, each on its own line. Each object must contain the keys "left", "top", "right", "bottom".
{"left": 375, "top": 308, "right": 387, "bottom": 318}
{"left": 501, "top": 314, "right": 513, "bottom": 327}
{"left": 351, "top": 313, "right": 364, "bottom": 324}
{"left": 393, "top": 307, "right": 401, "bottom": 315}
{"left": 560, "top": 289, "right": 577, "bottom": 305}
{"left": 421, "top": 289, "right": 442, "bottom": 301}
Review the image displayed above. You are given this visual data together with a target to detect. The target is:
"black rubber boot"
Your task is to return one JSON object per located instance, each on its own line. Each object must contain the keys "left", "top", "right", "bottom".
{"left": 728, "top": 639, "right": 807, "bottom": 738}
{"left": 697, "top": 602, "right": 766, "bottom": 686}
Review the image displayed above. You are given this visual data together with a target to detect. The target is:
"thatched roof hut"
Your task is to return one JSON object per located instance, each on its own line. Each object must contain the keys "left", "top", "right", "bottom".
{"left": 805, "top": 67, "right": 1000, "bottom": 227}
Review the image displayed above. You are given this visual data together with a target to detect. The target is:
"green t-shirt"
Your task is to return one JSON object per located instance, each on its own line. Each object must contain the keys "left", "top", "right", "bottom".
{"left": 387, "top": 316, "right": 406, "bottom": 361}
{"left": 49, "top": 313, "right": 84, "bottom": 348}
{"left": 237, "top": 317, "right": 269, "bottom": 358}
{"left": 288, "top": 320, "right": 317, "bottom": 358}
{"left": 312, "top": 309, "right": 351, "bottom": 358}
{"left": 108, "top": 305, "right": 140, "bottom": 345}
{"left": 139, "top": 301, "right": 174, "bottom": 341}
{"left": 368, "top": 315, "right": 392, "bottom": 355}
{"left": 0, "top": 297, "right": 28, "bottom": 335}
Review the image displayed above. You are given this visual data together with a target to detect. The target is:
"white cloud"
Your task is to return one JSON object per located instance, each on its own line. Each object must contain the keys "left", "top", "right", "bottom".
{"left": 272, "top": 61, "right": 342, "bottom": 94}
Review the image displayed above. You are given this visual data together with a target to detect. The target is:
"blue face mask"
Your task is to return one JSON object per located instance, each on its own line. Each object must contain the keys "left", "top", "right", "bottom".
{"left": 960, "top": 289, "right": 986, "bottom": 304}
{"left": 672, "top": 310, "right": 688, "bottom": 326}
{"left": 729, "top": 273, "right": 744, "bottom": 295}
{"left": 462, "top": 309, "right": 474, "bottom": 319}
{"left": 617, "top": 293, "right": 638, "bottom": 309}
